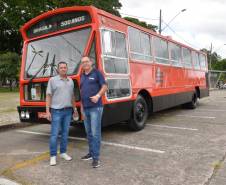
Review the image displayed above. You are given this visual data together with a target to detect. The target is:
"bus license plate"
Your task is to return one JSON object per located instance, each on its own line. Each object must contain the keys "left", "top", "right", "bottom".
{"left": 38, "top": 112, "right": 47, "bottom": 118}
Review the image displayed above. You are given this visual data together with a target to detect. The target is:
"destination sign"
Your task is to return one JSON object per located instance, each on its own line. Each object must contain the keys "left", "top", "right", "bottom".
{"left": 26, "top": 11, "right": 91, "bottom": 38}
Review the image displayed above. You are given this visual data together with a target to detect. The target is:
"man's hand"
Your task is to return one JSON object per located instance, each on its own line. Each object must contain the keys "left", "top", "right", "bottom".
{"left": 73, "top": 108, "right": 79, "bottom": 120}
{"left": 46, "top": 110, "right": 51, "bottom": 121}
{"left": 90, "top": 94, "right": 100, "bottom": 103}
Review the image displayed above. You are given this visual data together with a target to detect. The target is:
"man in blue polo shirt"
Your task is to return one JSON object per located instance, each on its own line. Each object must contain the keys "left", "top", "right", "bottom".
{"left": 80, "top": 56, "right": 107, "bottom": 168}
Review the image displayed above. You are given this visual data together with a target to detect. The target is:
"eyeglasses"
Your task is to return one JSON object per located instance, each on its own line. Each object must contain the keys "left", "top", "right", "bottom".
{"left": 81, "top": 60, "right": 90, "bottom": 63}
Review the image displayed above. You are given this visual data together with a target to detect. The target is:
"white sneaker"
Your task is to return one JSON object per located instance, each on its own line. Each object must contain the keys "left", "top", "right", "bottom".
{"left": 50, "top": 156, "right": 56, "bottom": 166}
{"left": 60, "top": 153, "right": 72, "bottom": 161}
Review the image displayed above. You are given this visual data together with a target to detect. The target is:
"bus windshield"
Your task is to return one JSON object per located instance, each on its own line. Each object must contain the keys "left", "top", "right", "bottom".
{"left": 25, "top": 27, "right": 91, "bottom": 79}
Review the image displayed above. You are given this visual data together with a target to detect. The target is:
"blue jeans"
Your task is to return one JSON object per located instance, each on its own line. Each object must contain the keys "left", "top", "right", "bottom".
{"left": 50, "top": 108, "right": 72, "bottom": 156}
{"left": 83, "top": 107, "right": 103, "bottom": 160}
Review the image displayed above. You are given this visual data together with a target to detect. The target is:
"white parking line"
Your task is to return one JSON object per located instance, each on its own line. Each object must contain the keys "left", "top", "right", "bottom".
{"left": 197, "top": 108, "right": 226, "bottom": 112}
{"left": 175, "top": 115, "right": 216, "bottom": 119}
{"left": 16, "top": 130, "right": 165, "bottom": 154}
{"left": 148, "top": 124, "right": 198, "bottom": 131}
{"left": 160, "top": 113, "right": 216, "bottom": 119}
{"left": 0, "top": 151, "right": 45, "bottom": 156}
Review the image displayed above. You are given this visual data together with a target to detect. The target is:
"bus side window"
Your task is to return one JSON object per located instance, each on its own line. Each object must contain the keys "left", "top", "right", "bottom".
{"left": 182, "top": 47, "right": 192, "bottom": 68}
{"left": 153, "top": 37, "right": 169, "bottom": 65}
{"left": 169, "top": 42, "right": 182, "bottom": 67}
{"left": 106, "top": 78, "right": 131, "bottom": 99}
{"left": 199, "top": 54, "right": 207, "bottom": 70}
{"left": 101, "top": 29, "right": 129, "bottom": 74}
{"left": 128, "top": 26, "right": 152, "bottom": 62}
{"left": 192, "top": 51, "right": 200, "bottom": 70}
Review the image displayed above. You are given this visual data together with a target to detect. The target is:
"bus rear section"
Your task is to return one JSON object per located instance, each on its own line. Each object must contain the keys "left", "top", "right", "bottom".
{"left": 97, "top": 10, "right": 209, "bottom": 131}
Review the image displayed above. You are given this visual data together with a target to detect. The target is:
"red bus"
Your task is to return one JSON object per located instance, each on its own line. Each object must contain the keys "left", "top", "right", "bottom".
{"left": 18, "top": 6, "right": 209, "bottom": 131}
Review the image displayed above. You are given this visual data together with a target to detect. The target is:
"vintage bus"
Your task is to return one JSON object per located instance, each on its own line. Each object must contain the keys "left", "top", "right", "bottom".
{"left": 18, "top": 6, "right": 209, "bottom": 131}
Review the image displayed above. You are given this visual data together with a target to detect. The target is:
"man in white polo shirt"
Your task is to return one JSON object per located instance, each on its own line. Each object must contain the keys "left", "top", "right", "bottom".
{"left": 46, "top": 61, "right": 77, "bottom": 166}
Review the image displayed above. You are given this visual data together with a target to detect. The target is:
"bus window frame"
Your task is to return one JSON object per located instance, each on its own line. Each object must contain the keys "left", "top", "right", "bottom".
{"left": 169, "top": 41, "right": 183, "bottom": 68}
{"left": 153, "top": 36, "right": 171, "bottom": 66}
{"left": 182, "top": 47, "right": 193, "bottom": 69}
{"left": 199, "top": 53, "right": 208, "bottom": 71}
{"left": 127, "top": 26, "right": 153, "bottom": 64}
{"left": 192, "top": 50, "right": 201, "bottom": 71}
{"left": 100, "top": 27, "right": 130, "bottom": 77}
{"left": 105, "top": 77, "right": 132, "bottom": 102}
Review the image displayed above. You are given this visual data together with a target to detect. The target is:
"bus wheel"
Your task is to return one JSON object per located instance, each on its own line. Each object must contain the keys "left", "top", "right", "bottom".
{"left": 183, "top": 92, "right": 198, "bottom": 109}
{"left": 129, "top": 95, "right": 148, "bottom": 131}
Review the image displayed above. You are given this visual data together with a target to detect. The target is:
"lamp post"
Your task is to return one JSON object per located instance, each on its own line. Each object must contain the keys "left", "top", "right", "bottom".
{"left": 159, "top": 9, "right": 186, "bottom": 34}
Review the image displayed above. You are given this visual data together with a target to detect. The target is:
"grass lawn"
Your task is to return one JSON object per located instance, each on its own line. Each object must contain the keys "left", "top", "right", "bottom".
{"left": 0, "top": 87, "right": 19, "bottom": 93}
{"left": 0, "top": 91, "right": 20, "bottom": 125}
{"left": 0, "top": 91, "right": 19, "bottom": 112}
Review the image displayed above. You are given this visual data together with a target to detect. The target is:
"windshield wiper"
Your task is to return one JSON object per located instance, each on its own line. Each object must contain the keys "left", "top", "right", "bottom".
{"left": 28, "top": 52, "right": 49, "bottom": 84}
{"left": 50, "top": 54, "right": 57, "bottom": 77}
{"left": 26, "top": 45, "right": 43, "bottom": 77}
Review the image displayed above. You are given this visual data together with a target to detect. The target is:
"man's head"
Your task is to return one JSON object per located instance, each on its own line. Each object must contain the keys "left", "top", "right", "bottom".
{"left": 57, "top": 61, "right": 68, "bottom": 76}
{"left": 81, "top": 56, "right": 93, "bottom": 72}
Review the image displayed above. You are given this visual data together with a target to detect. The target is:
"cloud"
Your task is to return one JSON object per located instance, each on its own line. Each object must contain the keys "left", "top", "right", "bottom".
{"left": 120, "top": 0, "right": 226, "bottom": 58}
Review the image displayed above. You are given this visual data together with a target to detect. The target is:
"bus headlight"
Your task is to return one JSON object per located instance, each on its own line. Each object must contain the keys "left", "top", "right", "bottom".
{"left": 21, "top": 111, "right": 25, "bottom": 118}
{"left": 25, "top": 111, "right": 30, "bottom": 119}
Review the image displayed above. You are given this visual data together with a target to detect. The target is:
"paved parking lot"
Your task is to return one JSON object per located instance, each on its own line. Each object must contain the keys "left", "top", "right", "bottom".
{"left": 0, "top": 90, "right": 226, "bottom": 185}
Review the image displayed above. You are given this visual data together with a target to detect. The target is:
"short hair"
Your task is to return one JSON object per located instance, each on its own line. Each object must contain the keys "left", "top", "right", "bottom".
{"left": 81, "top": 56, "right": 92, "bottom": 62}
{"left": 57, "top": 61, "right": 67, "bottom": 68}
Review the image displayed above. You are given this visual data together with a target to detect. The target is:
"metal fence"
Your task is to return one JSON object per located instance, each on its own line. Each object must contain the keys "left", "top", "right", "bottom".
{"left": 208, "top": 70, "right": 226, "bottom": 89}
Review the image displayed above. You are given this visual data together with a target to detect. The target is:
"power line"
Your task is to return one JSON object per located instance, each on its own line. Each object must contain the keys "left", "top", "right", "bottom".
{"left": 162, "top": 20, "right": 199, "bottom": 49}
{"left": 121, "top": 12, "right": 200, "bottom": 50}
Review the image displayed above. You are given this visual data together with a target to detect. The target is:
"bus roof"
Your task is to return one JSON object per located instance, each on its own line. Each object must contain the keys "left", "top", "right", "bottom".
{"left": 20, "top": 5, "right": 206, "bottom": 56}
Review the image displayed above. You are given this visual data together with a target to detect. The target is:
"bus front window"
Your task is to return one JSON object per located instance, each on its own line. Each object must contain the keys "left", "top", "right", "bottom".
{"left": 25, "top": 27, "right": 91, "bottom": 79}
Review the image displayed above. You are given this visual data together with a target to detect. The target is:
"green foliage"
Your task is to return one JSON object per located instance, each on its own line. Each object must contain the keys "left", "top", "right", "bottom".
{"left": 200, "top": 48, "right": 222, "bottom": 69}
{"left": 123, "top": 17, "right": 157, "bottom": 32}
{"left": 0, "top": 52, "right": 20, "bottom": 90}
{"left": 212, "top": 59, "right": 226, "bottom": 71}
{"left": 0, "top": 0, "right": 122, "bottom": 54}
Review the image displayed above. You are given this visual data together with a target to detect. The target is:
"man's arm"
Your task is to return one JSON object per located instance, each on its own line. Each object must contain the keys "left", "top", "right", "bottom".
{"left": 46, "top": 94, "right": 52, "bottom": 121}
{"left": 97, "top": 84, "right": 108, "bottom": 97}
{"left": 90, "top": 84, "right": 107, "bottom": 103}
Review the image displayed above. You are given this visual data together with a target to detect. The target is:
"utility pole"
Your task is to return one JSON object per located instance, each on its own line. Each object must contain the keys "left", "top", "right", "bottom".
{"left": 208, "top": 43, "right": 213, "bottom": 88}
{"left": 159, "top": 9, "right": 186, "bottom": 34}
{"left": 159, "top": 9, "right": 162, "bottom": 34}
{"left": 209, "top": 42, "right": 213, "bottom": 70}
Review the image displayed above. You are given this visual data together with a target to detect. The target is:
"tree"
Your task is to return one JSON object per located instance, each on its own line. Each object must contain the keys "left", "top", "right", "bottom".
{"left": 200, "top": 48, "right": 221, "bottom": 69}
{"left": 123, "top": 17, "right": 157, "bottom": 32}
{"left": 212, "top": 59, "right": 226, "bottom": 71}
{"left": 0, "top": 0, "right": 122, "bottom": 54}
{"left": 0, "top": 52, "right": 20, "bottom": 90}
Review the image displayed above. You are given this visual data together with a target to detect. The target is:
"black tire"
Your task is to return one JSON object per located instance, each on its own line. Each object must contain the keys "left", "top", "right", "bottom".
{"left": 183, "top": 92, "right": 198, "bottom": 109}
{"left": 129, "top": 95, "right": 148, "bottom": 131}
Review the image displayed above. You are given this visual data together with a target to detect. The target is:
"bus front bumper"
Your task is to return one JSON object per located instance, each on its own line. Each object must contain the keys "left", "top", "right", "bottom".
{"left": 17, "top": 106, "right": 46, "bottom": 121}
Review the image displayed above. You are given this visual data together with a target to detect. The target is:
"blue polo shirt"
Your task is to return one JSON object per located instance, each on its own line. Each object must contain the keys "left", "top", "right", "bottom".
{"left": 80, "top": 69, "right": 106, "bottom": 108}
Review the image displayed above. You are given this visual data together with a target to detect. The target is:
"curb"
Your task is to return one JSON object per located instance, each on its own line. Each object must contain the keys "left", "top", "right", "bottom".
{"left": 0, "top": 177, "right": 21, "bottom": 185}
{"left": 0, "top": 122, "right": 33, "bottom": 132}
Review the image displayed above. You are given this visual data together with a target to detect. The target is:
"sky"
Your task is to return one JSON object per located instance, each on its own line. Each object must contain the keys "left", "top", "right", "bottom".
{"left": 120, "top": 0, "right": 226, "bottom": 59}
